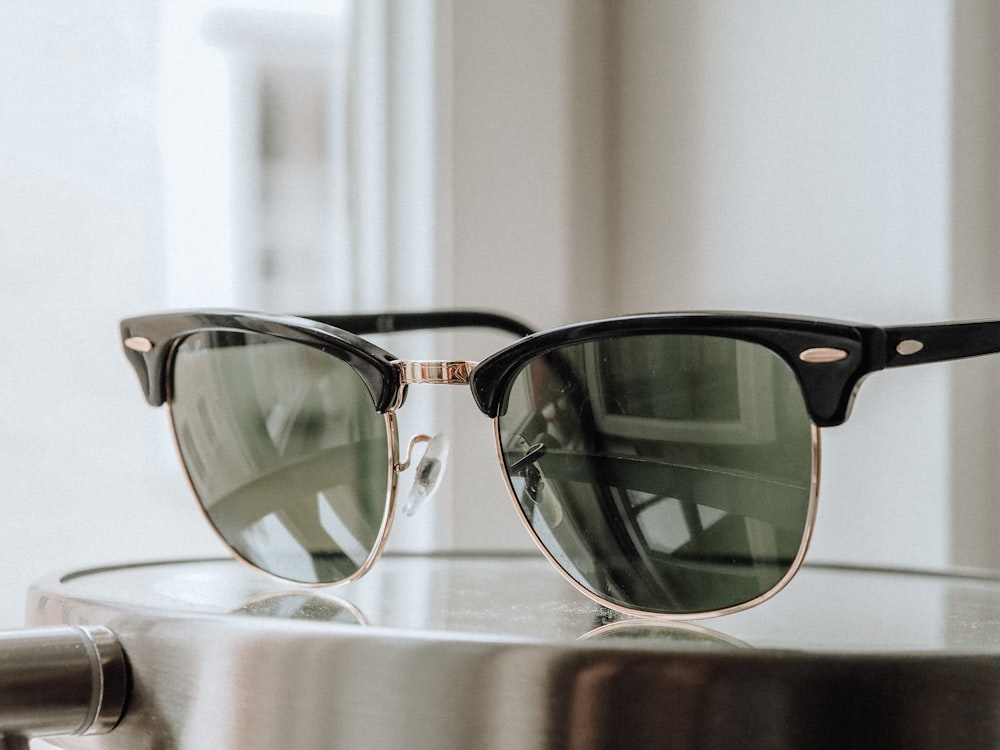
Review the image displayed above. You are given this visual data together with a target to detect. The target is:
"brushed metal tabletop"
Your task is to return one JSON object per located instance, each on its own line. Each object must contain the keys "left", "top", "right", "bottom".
{"left": 22, "top": 554, "right": 1000, "bottom": 749}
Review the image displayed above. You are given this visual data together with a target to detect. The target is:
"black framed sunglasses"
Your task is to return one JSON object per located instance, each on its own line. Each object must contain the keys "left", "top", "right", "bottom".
{"left": 120, "top": 309, "right": 993, "bottom": 618}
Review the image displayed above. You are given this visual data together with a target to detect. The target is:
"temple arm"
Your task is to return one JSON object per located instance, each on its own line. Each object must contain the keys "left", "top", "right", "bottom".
{"left": 301, "top": 310, "right": 535, "bottom": 339}
{"left": 883, "top": 320, "right": 1000, "bottom": 368}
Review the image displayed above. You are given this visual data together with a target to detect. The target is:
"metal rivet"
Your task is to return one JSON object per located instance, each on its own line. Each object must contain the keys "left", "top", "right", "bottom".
{"left": 895, "top": 339, "right": 924, "bottom": 356}
{"left": 799, "top": 347, "right": 849, "bottom": 364}
{"left": 124, "top": 336, "right": 154, "bottom": 353}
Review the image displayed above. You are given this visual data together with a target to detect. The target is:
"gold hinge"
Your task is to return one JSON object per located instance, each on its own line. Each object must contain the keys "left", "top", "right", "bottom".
{"left": 396, "top": 360, "right": 478, "bottom": 386}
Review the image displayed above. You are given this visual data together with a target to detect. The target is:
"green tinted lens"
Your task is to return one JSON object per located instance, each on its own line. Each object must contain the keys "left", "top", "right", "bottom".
{"left": 170, "top": 331, "right": 392, "bottom": 584}
{"left": 497, "top": 333, "right": 815, "bottom": 615}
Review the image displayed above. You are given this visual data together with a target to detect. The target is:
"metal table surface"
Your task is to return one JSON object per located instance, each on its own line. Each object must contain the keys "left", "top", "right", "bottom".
{"left": 16, "top": 553, "right": 1000, "bottom": 749}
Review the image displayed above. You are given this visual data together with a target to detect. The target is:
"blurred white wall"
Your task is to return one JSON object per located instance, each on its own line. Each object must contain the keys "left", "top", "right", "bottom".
{"left": 0, "top": 2, "right": 219, "bottom": 632}
{"left": 0, "top": 1, "right": 998, "bottom": 632}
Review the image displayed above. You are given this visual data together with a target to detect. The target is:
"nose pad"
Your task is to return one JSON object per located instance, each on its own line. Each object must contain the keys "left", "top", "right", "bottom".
{"left": 399, "top": 432, "right": 450, "bottom": 517}
{"left": 509, "top": 433, "right": 564, "bottom": 529}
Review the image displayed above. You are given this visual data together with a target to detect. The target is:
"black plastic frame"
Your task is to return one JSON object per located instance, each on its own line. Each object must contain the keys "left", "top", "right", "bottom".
{"left": 122, "top": 309, "right": 1000, "bottom": 429}
{"left": 120, "top": 309, "right": 534, "bottom": 415}
{"left": 473, "top": 313, "right": 1000, "bottom": 426}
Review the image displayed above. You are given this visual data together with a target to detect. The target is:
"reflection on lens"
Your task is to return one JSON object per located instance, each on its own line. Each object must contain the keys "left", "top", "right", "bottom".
{"left": 497, "top": 333, "right": 814, "bottom": 616}
{"left": 171, "top": 331, "right": 392, "bottom": 585}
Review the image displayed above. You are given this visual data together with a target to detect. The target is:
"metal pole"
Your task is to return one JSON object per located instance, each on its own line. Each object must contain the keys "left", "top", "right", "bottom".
{"left": 0, "top": 627, "right": 127, "bottom": 741}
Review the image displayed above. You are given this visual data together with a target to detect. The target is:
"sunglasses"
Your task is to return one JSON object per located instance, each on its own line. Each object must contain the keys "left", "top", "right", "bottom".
{"left": 120, "top": 309, "right": 988, "bottom": 618}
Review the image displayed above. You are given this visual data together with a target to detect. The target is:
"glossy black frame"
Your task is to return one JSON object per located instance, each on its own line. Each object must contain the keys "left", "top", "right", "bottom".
{"left": 120, "top": 308, "right": 1000, "bottom": 616}
{"left": 122, "top": 308, "right": 1000, "bottom": 427}
{"left": 121, "top": 310, "right": 531, "bottom": 413}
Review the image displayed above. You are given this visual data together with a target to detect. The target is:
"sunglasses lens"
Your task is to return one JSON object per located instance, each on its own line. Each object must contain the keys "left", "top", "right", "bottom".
{"left": 496, "top": 333, "right": 814, "bottom": 615}
{"left": 169, "top": 331, "right": 392, "bottom": 584}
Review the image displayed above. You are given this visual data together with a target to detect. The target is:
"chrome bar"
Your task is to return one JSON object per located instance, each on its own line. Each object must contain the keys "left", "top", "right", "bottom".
{"left": 0, "top": 626, "right": 127, "bottom": 740}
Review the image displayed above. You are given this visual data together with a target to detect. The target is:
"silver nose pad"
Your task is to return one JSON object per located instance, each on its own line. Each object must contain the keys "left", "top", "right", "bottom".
{"left": 399, "top": 432, "right": 450, "bottom": 517}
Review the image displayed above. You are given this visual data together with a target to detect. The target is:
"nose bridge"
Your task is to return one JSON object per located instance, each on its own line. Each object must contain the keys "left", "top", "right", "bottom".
{"left": 396, "top": 360, "right": 479, "bottom": 387}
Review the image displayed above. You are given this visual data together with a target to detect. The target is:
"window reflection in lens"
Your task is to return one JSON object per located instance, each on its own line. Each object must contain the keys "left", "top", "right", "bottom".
{"left": 497, "top": 334, "right": 814, "bottom": 615}
{"left": 170, "top": 331, "right": 391, "bottom": 584}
